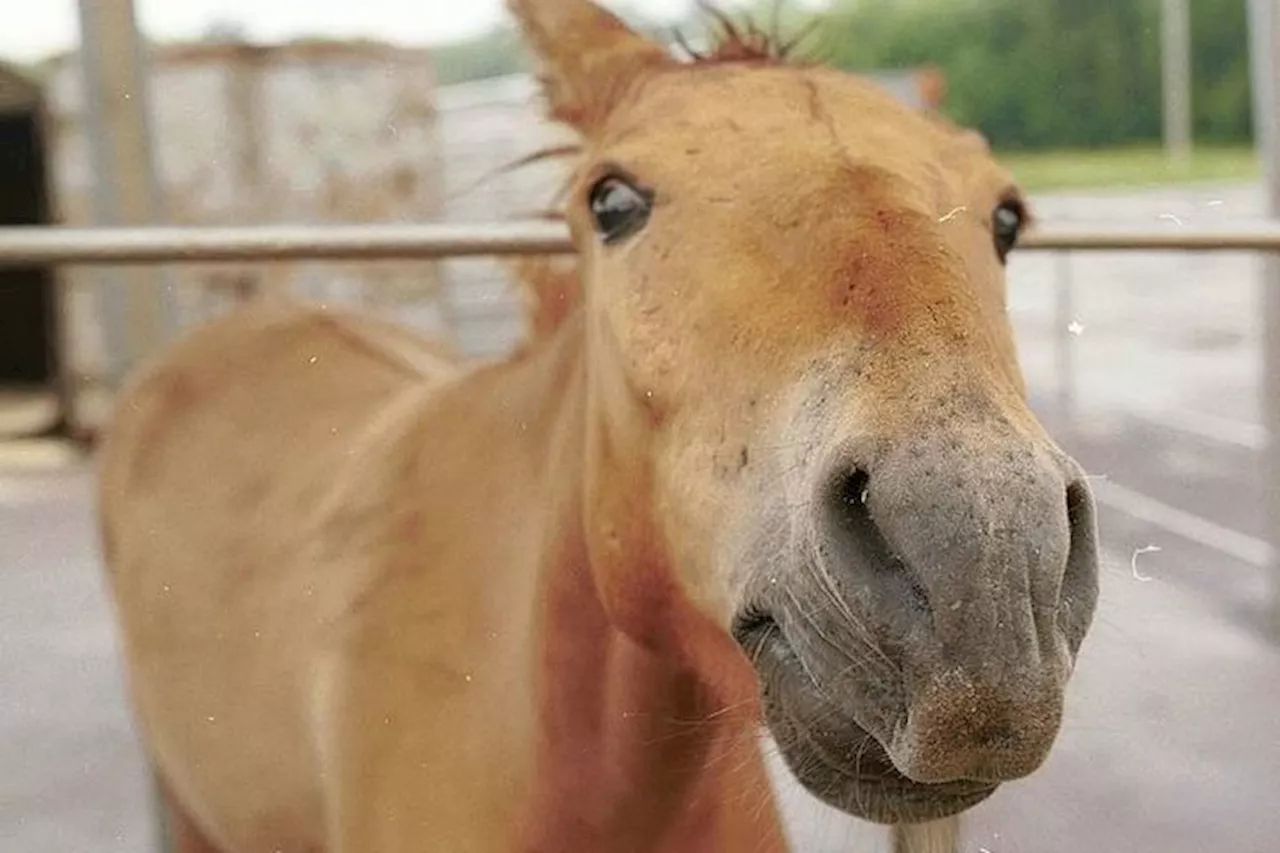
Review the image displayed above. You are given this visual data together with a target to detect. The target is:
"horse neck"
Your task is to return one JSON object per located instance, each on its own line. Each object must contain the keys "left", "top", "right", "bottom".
{"left": 500, "top": 314, "right": 788, "bottom": 852}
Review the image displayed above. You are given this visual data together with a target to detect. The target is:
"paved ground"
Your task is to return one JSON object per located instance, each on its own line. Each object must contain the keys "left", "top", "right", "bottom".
{"left": 0, "top": 468, "right": 155, "bottom": 853}
{"left": 4, "top": 180, "right": 1279, "bottom": 853}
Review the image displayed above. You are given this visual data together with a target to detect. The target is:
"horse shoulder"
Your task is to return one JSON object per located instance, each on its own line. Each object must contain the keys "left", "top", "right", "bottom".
{"left": 96, "top": 300, "right": 467, "bottom": 852}
{"left": 298, "top": 364, "right": 568, "bottom": 853}
{"left": 302, "top": 453, "right": 541, "bottom": 853}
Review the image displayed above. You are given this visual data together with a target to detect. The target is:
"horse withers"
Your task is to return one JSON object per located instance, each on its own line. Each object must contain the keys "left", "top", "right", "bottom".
{"left": 96, "top": 2, "right": 1100, "bottom": 851}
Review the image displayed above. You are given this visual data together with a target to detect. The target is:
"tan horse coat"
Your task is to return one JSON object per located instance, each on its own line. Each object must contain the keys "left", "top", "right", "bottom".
{"left": 97, "top": 2, "right": 1100, "bottom": 852}
{"left": 99, "top": 298, "right": 786, "bottom": 852}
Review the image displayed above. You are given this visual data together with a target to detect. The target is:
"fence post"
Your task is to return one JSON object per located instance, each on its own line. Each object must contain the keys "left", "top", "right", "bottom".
{"left": 1053, "top": 251, "right": 1077, "bottom": 421}
{"left": 1161, "top": 0, "right": 1194, "bottom": 167}
{"left": 75, "top": 0, "right": 173, "bottom": 385}
{"left": 1248, "top": 0, "right": 1280, "bottom": 639}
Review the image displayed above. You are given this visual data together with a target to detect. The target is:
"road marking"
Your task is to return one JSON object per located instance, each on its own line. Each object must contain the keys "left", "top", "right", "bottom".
{"left": 1132, "top": 406, "right": 1265, "bottom": 451}
{"left": 1092, "top": 479, "right": 1272, "bottom": 567}
{"left": 1052, "top": 395, "right": 1266, "bottom": 452}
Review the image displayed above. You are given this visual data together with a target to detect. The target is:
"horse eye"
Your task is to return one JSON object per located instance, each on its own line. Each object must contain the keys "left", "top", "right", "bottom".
{"left": 588, "top": 176, "right": 653, "bottom": 245}
{"left": 992, "top": 202, "right": 1024, "bottom": 259}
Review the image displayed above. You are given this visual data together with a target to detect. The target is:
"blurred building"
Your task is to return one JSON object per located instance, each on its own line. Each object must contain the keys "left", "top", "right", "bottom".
{"left": 43, "top": 39, "right": 447, "bottom": 433}
{"left": 3, "top": 44, "right": 946, "bottom": 437}
{"left": 431, "top": 73, "right": 574, "bottom": 359}
{"left": 0, "top": 61, "right": 59, "bottom": 438}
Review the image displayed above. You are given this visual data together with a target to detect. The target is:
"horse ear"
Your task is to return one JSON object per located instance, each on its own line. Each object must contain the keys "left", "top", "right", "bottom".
{"left": 508, "top": 0, "right": 673, "bottom": 134}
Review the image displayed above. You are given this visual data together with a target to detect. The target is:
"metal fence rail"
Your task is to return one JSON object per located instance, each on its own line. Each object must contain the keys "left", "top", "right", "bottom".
{"left": 2, "top": 218, "right": 1278, "bottom": 638}
{"left": 0, "top": 223, "right": 573, "bottom": 266}
{"left": 4, "top": 221, "right": 1280, "bottom": 266}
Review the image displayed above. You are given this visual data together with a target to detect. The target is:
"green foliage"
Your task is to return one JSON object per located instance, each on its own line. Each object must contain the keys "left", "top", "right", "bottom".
{"left": 1190, "top": 0, "right": 1254, "bottom": 142}
{"left": 426, "top": 0, "right": 1254, "bottom": 152}
{"left": 201, "top": 19, "right": 250, "bottom": 43}
{"left": 431, "top": 27, "right": 527, "bottom": 86}
{"left": 1000, "top": 144, "right": 1257, "bottom": 191}
{"left": 810, "top": 0, "right": 1254, "bottom": 151}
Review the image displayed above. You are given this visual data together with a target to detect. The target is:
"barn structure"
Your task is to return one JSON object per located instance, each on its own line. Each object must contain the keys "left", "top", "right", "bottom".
{"left": 0, "top": 62, "right": 61, "bottom": 439}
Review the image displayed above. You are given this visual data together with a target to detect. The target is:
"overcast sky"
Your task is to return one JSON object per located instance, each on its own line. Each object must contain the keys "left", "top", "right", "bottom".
{"left": 0, "top": 0, "right": 753, "bottom": 64}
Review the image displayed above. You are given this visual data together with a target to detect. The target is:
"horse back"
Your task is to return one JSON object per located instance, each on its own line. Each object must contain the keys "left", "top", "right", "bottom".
{"left": 95, "top": 300, "right": 460, "bottom": 852}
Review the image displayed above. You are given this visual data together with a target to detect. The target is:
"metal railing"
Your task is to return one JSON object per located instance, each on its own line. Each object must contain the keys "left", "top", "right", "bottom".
{"left": 3, "top": 221, "right": 1280, "bottom": 266}
{"left": 1, "top": 219, "right": 1277, "bottom": 639}
{"left": 0, "top": 222, "right": 572, "bottom": 266}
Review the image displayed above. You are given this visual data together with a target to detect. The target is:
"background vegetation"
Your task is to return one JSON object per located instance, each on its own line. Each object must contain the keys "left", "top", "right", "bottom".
{"left": 431, "top": 0, "right": 1257, "bottom": 154}
{"left": 813, "top": 0, "right": 1254, "bottom": 151}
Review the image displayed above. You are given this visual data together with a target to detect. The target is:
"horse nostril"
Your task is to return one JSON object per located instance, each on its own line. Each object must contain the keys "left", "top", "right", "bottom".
{"left": 824, "top": 467, "right": 931, "bottom": 616}
{"left": 837, "top": 468, "right": 872, "bottom": 515}
{"left": 1058, "top": 477, "right": 1100, "bottom": 650}
{"left": 1064, "top": 479, "right": 1092, "bottom": 539}
{"left": 830, "top": 467, "right": 877, "bottom": 545}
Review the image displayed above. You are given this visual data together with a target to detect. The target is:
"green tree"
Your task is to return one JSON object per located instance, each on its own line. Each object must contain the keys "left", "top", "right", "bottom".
{"left": 1191, "top": 0, "right": 1253, "bottom": 142}
{"left": 431, "top": 27, "right": 527, "bottom": 86}
{"left": 809, "top": 0, "right": 1252, "bottom": 151}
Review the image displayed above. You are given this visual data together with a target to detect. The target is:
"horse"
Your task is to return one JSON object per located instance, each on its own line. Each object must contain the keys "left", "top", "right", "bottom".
{"left": 95, "top": 1, "right": 1101, "bottom": 851}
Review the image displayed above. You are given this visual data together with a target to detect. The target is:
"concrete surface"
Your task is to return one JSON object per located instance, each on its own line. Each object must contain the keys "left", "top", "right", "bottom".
{"left": 0, "top": 468, "right": 154, "bottom": 853}
{"left": 3, "top": 180, "right": 1279, "bottom": 853}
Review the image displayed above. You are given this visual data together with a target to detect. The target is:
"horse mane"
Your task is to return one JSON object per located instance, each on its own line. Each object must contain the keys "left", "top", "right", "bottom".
{"left": 501, "top": 4, "right": 814, "bottom": 354}
{"left": 675, "top": 2, "right": 819, "bottom": 66}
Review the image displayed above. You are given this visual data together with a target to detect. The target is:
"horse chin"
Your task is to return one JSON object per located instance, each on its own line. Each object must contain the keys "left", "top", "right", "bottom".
{"left": 762, "top": 704, "right": 999, "bottom": 824}
{"left": 740, "top": 614, "right": 999, "bottom": 825}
